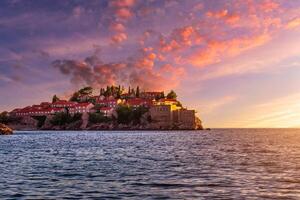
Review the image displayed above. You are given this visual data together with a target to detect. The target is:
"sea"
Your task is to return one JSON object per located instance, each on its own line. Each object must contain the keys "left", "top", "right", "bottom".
{"left": 0, "top": 129, "right": 299, "bottom": 199}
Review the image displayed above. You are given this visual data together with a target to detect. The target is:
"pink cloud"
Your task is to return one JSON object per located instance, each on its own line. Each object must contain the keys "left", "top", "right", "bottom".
{"left": 115, "top": 8, "right": 133, "bottom": 19}
{"left": 110, "top": 0, "right": 135, "bottom": 8}
{"left": 190, "top": 33, "right": 271, "bottom": 67}
{"left": 286, "top": 18, "right": 300, "bottom": 29}
{"left": 206, "top": 9, "right": 240, "bottom": 25}
{"left": 109, "top": 22, "right": 126, "bottom": 32}
{"left": 159, "top": 26, "right": 202, "bottom": 52}
{"left": 111, "top": 32, "right": 128, "bottom": 44}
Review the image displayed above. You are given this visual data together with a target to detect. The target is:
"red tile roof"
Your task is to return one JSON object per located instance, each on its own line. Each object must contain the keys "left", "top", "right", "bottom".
{"left": 159, "top": 98, "right": 177, "bottom": 102}
{"left": 127, "top": 98, "right": 153, "bottom": 106}
{"left": 99, "top": 107, "right": 113, "bottom": 111}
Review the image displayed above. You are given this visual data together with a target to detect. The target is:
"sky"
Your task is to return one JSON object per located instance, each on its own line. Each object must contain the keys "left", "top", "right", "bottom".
{"left": 1, "top": 0, "right": 300, "bottom": 128}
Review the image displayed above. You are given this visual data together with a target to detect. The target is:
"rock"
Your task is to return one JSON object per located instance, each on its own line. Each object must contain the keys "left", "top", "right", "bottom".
{"left": 80, "top": 113, "right": 89, "bottom": 129}
{"left": 0, "top": 123, "right": 13, "bottom": 135}
{"left": 195, "top": 117, "right": 203, "bottom": 130}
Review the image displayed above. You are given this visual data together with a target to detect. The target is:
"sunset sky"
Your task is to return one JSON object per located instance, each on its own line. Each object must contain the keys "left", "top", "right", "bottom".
{"left": 1, "top": 0, "right": 300, "bottom": 128}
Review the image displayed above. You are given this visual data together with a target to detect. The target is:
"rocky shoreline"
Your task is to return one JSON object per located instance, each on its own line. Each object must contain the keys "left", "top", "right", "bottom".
{"left": 0, "top": 123, "right": 13, "bottom": 135}
{"left": 7, "top": 114, "right": 203, "bottom": 131}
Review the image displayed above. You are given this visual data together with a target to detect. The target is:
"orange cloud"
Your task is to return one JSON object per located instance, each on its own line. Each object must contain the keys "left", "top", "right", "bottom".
{"left": 111, "top": 33, "right": 128, "bottom": 44}
{"left": 109, "top": 0, "right": 136, "bottom": 44}
{"left": 190, "top": 33, "right": 271, "bottom": 67}
{"left": 160, "top": 26, "right": 202, "bottom": 52}
{"left": 259, "top": 0, "right": 279, "bottom": 13}
{"left": 206, "top": 9, "right": 228, "bottom": 18}
{"left": 286, "top": 18, "right": 300, "bottom": 29}
{"left": 115, "top": 8, "right": 133, "bottom": 19}
{"left": 109, "top": 22, "right": 126, "bottom": 32}
{"left": 206, "top": 9, "right": 240, "bottom": 25}
{"left": 110, "top": 0, "right": 135, "bottom": 8}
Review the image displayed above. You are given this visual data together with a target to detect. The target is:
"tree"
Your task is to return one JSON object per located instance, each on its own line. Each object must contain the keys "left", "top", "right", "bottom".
{"left": 52, "top": 95, "right": 60, "bottom": 103}
{"left": 100, "top": 88, "right": 104, "bottom": 96}
{"left": 104, "top": 86, "right": 112, "bottom": 97}
{"left": 0, "top": 111, "right": 9, "bottom": 124}
{"left": 166, "top": 90, "right": 177, "bottom": 99}
{"left": 79, "top": 86, "right": 93, "bottom": 95}
{"left": 128, "top": 86, "right": 131, "bottom": 94}
{"left": 88, "top": 112, "right": 110, "bottom": 124}
{"left": 136, "top": 86, "right": 140, "bottom": 98}
{"left": 69, "top": 92, "right": 80, "bottom": 102}
{"left": 116, "top": 105, "right": 133, "bottom": 124}
{"left": 131, "top": 88, "right": 135, "bottom": 96}
{"left": 50, "top": 113, "right": 82, "bottom": 126}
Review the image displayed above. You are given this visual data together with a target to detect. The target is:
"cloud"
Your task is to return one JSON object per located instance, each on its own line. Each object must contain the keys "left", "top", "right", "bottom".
{"left": 286, "top": 18, "right": 300, "bottom": 29}
{"left": 72, "top": 6, "right": 85, "bottom": 18}
{"left": 52, "top": 50, "right": 185, "bottom": 90}
{"left": 115, "top": 8, "right": 133, "bottom": 19}
{"left": 108, "top": 0, "right": 137, "bottom": 44}
{"left": 196, "top": 95, "right": 237, "bottom": 114}
{"left": 111, "top": 32, "right": 128, "bottom": 44}
{"left": 159, "top": 26, "right": 202, "bottom": 52}
{"left": 109, "top": 0, "right": 135, "bottom": 8}
{"left": 230, "top": 93, "right": 300, "bottom": 128}
{"left": 189, "top": 33, "right": 271, "bottom": 67}
{"left": 259, "top": 0, "right": 280, "bottom": 13}
{"left": 109, "top": 22, "right": 126, "bottom": 32}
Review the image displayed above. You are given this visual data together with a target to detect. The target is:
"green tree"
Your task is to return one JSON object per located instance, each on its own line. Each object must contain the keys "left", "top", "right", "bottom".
{"left": 131, "top": 106, "right": 148, "bottom": 125}
{"left": 88, "top": 112, "right": 110, "bottom": 124}
{"left": 104, "top": 85, "right": 112, "bottom": 97}
{"left": 100, "top": 88, "right": 104, "bottom": 96}
{"left": 32, "top": 116, "right": 47, "bottom": 128}
{"left": 0, "top": 111, "right": 9, "bottom": 124}
{"left": 50, "top": 113, "right": 82, "bottom": 126}
{"left": 69, "top": 92, "right": 80, "bottom": 102}
{"left": 116, "top": 105, "right": 148, "bottom": 125}
{"left": 166, "top": 90, "right": 177, "bottom": 99}
{"left": 116, "top": 105, "right": 133, "bottom": 124}
{"left": 136, "top": 86, "right": 140, "bottom": 98}
{"left": 52, "top": 95, "right": 60, "bottom": 103}
{"left": 79, "top": 86, "right": 93, "bottom": 95}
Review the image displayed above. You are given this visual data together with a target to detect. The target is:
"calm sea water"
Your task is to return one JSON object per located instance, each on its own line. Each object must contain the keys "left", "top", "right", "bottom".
{"left": 0, "top": 129, "right": 299, "bottom": 199}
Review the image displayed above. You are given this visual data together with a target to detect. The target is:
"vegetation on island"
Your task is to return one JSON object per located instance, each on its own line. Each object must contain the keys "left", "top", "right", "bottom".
{"left": 0, "top": 111, "right": 21, "bottom": 124}
{"left": 115, "top": 105, "right": 149, "bottom": 125}
{"left": 50, "top": 113, "right": 82, "bottom": 126}
{"left": 52, "top": 95, "right": 60, "bottom": 103}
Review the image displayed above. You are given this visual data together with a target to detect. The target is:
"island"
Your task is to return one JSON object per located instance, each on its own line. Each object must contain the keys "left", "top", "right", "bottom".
{"left": 0, "top": 85, "right": 203, "bottom": 131}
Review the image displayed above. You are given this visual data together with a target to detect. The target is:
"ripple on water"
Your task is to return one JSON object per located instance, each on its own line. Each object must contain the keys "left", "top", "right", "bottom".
{"left": 0, "top": 129, "right": 300, "bottom": 199}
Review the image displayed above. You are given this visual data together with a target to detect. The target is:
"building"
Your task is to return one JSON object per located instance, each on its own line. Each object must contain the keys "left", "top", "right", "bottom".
{"left": 126, "top": 98, "right": 153, "bottom": 108}
{"left": 77, "top": 94, "right": 91, "bottom": 102}
{"left": 69, "top": 103, "right": 93, "bottom": 114}
{"left": 149, "top": 105, "right": 173, "bottom": 128}
{"left": 99, "top": 107, "right": 114, "bottom": 117}
{"left": 51, "top": 100, "right": 77, "bottom": 108}
{"left": 95, "top": 99, "right": 123, "bottom": 108}
{"left": 40, "top": 102, "right": 51, "bottom": 108}
{"left": 149, "top": 104, "right": 197, "bottom": 129}
{"left": 13, "top": 107, "right": 65, "bottom": 116}
{"left": 155, "top": 98, "right": 182, "bottom": 111}
{"left": 173, "top": 109, "right": 196, "bottom": 129}
{"left": 140, "top": 92, "right": 164, "bottom": 100}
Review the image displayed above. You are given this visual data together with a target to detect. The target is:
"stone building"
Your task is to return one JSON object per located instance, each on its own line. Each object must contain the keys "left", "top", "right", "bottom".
{"left": 149, "top": 105, "right": 173, "bottom": 129}
{"left": 173, "top": 109, "right": 196, "bottom": 129}
{"left": 150, "top": 104, "right": 197, "bottom": 129}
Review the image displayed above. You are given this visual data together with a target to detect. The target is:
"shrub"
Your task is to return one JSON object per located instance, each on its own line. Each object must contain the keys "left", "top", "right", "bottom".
{"left": 116, "top": 105, "right": 148, "bottom": 124}
{"left": 50, "top": 112, "right": 82, "bottom": 126}
{"left": 0, "top": 112, "right": 21, "bottom": 124}
{"left": 88, "top": 112, "right": 110, "bottom": 124}
{"left": 32, "top": 116, "right": 47, "bottom": 128}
